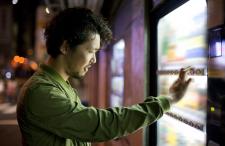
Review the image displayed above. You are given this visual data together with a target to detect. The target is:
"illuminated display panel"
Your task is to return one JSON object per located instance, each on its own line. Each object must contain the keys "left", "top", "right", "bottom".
{"left": 156, "top": 0, "right": 207, "bottom": 145}
{"left": 110, "top": 39, "right": 125, "bottom": 107}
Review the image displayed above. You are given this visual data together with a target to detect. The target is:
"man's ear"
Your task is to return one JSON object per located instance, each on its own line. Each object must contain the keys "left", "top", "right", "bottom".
{"left": 60, "top": 41, "right": 69, "bottom": 55}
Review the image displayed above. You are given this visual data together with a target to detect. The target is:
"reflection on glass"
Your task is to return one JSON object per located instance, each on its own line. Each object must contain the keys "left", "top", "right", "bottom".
{"left": 209, "top": 28, "right": 223, "bottom": 58}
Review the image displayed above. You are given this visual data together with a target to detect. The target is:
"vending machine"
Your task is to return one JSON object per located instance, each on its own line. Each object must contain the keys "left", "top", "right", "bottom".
{"left": 148, "top": 0, "right": 208, "bottom": 145}
{"left": 208, "top": 25, "right": 225, "bottom": 146}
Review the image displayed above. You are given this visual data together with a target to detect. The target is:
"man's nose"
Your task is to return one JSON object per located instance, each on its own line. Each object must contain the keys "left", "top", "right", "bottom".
{"left": 91, "top": 54, "right": 96, "bottom": 64}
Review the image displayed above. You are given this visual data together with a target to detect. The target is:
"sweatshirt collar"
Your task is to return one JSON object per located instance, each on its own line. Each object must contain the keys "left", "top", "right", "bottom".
{"left": 39, "top": 64, "right": 71, "bottom": 88}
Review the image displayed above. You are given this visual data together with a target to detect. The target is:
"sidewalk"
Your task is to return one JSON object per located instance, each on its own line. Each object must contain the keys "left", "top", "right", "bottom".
{"left": 0, "top": 102, "right": 22, "bottom": 146}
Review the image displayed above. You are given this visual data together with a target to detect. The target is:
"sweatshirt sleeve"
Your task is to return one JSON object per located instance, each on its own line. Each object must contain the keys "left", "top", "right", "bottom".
{"left": 26, "top": 85, "right": 171, "bottom": 142}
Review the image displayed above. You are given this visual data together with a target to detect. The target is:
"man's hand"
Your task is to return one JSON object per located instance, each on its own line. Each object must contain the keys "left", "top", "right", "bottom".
{"left": 168, "top": 67, "right": 192, "bottom": 104}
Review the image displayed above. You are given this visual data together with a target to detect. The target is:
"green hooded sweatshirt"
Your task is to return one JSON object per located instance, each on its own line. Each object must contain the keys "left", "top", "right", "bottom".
{"left": 17, "top": 64, "right": 170, "bottom": 146}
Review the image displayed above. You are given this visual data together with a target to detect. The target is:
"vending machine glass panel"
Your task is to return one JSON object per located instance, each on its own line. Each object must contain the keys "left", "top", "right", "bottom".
{"left": 156, "top": 0, "right": 207, "bottom": 145}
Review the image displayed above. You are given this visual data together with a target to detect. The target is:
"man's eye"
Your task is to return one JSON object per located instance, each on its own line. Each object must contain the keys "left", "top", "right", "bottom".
{"left": 89, "top": 49, "right": 99, "bottom": 53}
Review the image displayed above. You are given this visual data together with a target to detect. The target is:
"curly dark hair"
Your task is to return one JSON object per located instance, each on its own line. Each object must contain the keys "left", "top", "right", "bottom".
{"left": 44, "top": 7, "right": 112, "bottom": 58}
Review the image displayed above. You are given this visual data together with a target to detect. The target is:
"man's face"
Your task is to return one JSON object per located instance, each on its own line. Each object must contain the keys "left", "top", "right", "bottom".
{"left": 64, "top": 33, "right": 100, "bottom": 79}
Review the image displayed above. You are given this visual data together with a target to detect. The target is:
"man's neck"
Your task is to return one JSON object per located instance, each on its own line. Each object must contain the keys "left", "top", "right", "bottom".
{"left": 47, "top": 57, "right": 69, "bottom": 81}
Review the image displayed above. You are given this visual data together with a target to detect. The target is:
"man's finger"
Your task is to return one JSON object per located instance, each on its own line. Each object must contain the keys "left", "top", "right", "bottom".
{"left": 183, "top": 66, "right": 192, "bottom": 72}
{"left": 179, "top": 66, "right": 191, "bottom": 81}
{"left": 185, "top": 78, "right": 192, "bottom": 86}
{"left": 178, "top": 68, "right": 185, "bottom": 81}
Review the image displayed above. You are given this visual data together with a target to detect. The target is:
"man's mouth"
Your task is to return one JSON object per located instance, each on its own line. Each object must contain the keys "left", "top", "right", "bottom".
{"left": 84, "top": 65, "right": 91, "bottom": 71}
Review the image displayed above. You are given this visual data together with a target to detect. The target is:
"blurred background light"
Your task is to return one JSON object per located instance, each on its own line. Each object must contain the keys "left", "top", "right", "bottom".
{"left": 12, "top": 0, "right": 18, "bottom": 5}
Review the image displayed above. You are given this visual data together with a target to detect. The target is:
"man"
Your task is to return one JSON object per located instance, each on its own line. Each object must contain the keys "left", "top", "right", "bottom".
{"left": 17, "top": 7, "right": 191, "bottom": 146}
